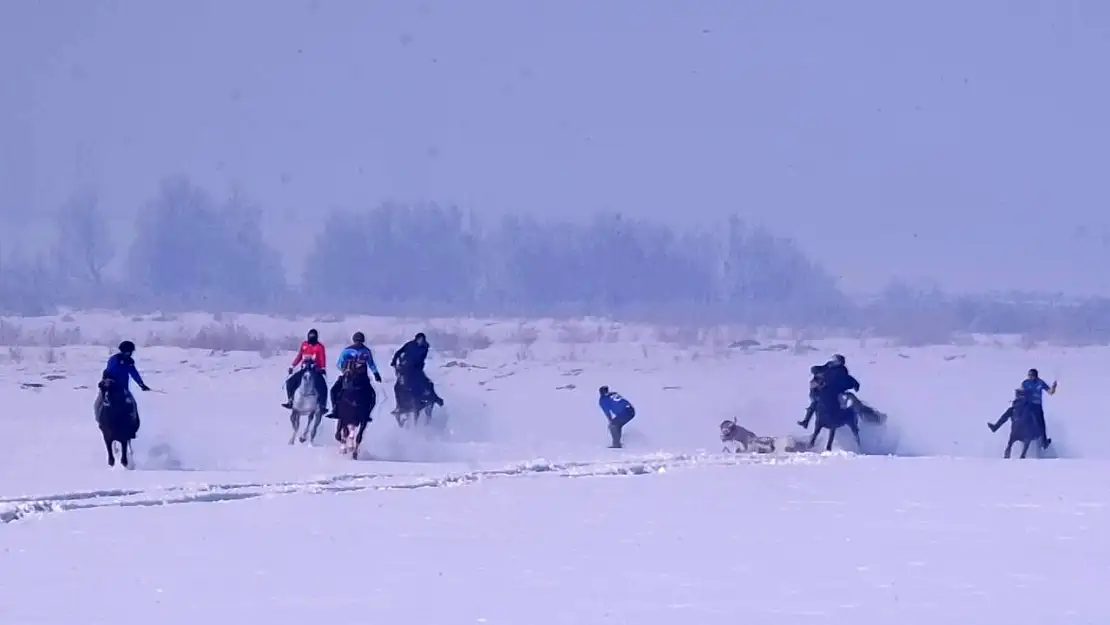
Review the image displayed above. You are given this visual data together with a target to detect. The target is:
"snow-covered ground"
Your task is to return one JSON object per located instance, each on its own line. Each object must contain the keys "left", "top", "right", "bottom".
{"left": 2, "top": 312, "right": 1109, "bottom": 623}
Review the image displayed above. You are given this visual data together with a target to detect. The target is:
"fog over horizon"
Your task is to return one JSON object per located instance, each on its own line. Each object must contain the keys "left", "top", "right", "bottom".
{"left": 3, "top": 1, "right": 1110, "bottom": 336}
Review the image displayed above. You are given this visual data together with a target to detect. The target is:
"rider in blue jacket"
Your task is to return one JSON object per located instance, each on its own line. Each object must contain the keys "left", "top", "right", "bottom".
{"left": 1020, "top": 368, "right": 1057, "bottom": 448}
{"left": 327, "top": 332, "right": 382, "bottom": 414}
{"left": 99, "top": 340, "right": 151, "bottom": 429}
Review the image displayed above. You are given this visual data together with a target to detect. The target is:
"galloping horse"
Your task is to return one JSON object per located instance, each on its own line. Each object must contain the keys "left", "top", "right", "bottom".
{"left": 94, "top": 379, "right": 139, "bottom": 468}
{"left": 334, "top": 360, "right": 376, "bottom": 459}
{"left": 989, "top": 391, "right": 1044, "bottom": 459}
{"left": 392, "top": 367, "right": 441, "bottom": 428}
{"left": 288, "top": 360, "right": 324, "bottom": 445}
{"left": 808, "top": 391, "right": 862, "bottom": 452}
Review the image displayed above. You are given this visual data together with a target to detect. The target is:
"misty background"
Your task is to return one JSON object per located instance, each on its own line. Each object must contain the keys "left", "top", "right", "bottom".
{"left": 3, "top": 1, "right": 1110, "bottom": 341}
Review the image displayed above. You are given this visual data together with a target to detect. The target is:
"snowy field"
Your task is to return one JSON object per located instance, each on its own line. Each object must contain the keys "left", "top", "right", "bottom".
{"left": 2, "top": 312, "right": 1110, "bottom": 624}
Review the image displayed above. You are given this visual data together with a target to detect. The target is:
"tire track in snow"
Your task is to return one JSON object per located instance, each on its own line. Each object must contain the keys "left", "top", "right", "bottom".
{"left": 1, "top": 451, "right": 848, "bottom": 524}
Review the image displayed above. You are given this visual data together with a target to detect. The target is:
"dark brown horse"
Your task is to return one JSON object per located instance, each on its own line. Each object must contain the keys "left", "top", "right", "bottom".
{"left": 334, "top": 363, "right": 376, "bottom": 459}
{"left": 94, "top": 379, "right": 139, "bottom": 468}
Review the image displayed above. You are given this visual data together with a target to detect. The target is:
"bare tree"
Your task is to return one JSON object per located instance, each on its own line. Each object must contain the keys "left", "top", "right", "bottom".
{"left": 54, "top": 190, "right": 114, "bottom": 285}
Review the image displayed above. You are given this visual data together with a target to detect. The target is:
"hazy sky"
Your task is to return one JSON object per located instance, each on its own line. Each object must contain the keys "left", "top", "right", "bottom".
{"left": 3, "top": 0, "right": 1109, "bottom": 295}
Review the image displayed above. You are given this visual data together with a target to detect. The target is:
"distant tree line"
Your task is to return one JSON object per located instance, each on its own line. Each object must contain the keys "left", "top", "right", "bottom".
{"left": 3, "top": 174, "right": 1110, "bottom": 344}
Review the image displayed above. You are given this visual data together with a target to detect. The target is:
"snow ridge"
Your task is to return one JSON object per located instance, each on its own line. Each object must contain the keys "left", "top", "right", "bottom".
{"left": 1, "top": 450, "right": 850, "bottom": 524}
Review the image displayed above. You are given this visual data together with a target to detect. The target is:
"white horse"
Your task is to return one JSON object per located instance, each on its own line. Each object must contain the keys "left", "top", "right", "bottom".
{"left": 288, "top": 363, "right": 324, "bottom": 445}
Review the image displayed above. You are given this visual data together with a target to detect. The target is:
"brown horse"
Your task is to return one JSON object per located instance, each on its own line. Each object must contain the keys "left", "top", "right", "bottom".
{"left": 334, "top": 364, "right": 376, "bottom": 459}
{"left": 94, "top": 380, "right": 139, "bottom": 468}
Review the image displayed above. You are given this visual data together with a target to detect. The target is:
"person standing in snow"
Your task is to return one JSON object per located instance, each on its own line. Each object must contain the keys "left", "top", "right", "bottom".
{"left": 282, "top": 328, "right": 328, "bottom": 411}
{"left": 1020, "top": 368, "right": 1057, "bottom": 448}
{"left": 598, "top": 386, "right": 636, "bottom": 448}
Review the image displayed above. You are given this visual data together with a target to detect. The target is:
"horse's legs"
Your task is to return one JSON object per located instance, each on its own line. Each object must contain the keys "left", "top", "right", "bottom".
{"left": 1004, "top": 436, "right": 1015, "bottom": 459}
{"left": 1019, "top": 439, "right": 1031, "bottom": 459}
{"left": 289, "top": 409, "right": 300, "bottom": 445}
{"left": 298, "top": 411, "right": 309, "bottom": 443}
{"left": 119, "top": 437, "right": 130, "bottom": 468}
{"left": 102, "top": 430, "right": 115, "bottom": 467}
{"left": 846, "top": 417, "right": 861, "bottom": 447}
{"left": 824, "top": 424, "right": 838, "bottom": 452}
{"left": 352, "top": 420, "right": 369, "bottom": 459}
{"left": 808, "top": 423, "right": 822, "bottom": 450}
{"left": 308, "top": 409, "right": 322, "bottom": 443}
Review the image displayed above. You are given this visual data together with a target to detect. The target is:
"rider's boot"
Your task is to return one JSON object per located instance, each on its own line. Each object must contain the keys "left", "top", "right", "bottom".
{"left": 281, "top": 379, "right": 295, "bottom": 409}
{"left": 798, "top": 403, "right": 815, "bottom": 428}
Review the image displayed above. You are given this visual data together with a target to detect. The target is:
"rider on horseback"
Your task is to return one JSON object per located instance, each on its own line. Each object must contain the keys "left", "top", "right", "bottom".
{"left": 390, "top": 332, "right": 443, "bottom": 414}
{"left": 326, "top": 332, "right": 382, "bottom": 417}
{"left": 282, "top": 328, "right": 328, "bottom": 410}
{"left": 99, "top": 340, "right": 151, "bottom": 431}
{"left": 1020, "top": 368, "right": 1057, "bottom": 449}
{"left": 988, "top": 388, "right": 1030, "bottom": 433}
{"left": 797, "top": 364, "right": 825, "bottom": 429}
{"left": 811, "top": 354, "right": 860, "bottom": 426}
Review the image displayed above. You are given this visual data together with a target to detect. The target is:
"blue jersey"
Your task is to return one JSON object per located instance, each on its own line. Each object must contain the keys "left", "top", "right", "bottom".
{"left": 599, "top": 391, "right": 634, "bottom": 419}
{"left": 103, "top": 353, "right": 146, "bottom": 392}
{"left": 1021, "top": 378, "right": 1051, "bottom": 404}
{"left": 336, "top": 344, "right": 379, "bottom": 375}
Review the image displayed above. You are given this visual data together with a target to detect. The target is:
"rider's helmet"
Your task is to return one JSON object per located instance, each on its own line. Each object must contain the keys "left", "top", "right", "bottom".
{"left": 830, "top": 354, "right": 846, "bottom": 366}
{"left": 307, "top": 328, "right": 319, "bottom": 343}
{"left": 1028, "top": 368, "right": 1039, "bottom": 378}
{"left": 415, "top": 332, "right": 427, "bottom": 345}
{"left": 118, "top": 340, "right": 136, "bottom": 355}
{"left": 598, "top": 385, "right": 609, "bottom": 396}
{"left": 352, "top": 331, "right": 365, "bottom": 344}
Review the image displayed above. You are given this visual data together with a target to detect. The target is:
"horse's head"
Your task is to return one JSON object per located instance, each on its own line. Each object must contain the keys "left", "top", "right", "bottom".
{"left": 301, "top": 359, "right": 318, "bottom": 374}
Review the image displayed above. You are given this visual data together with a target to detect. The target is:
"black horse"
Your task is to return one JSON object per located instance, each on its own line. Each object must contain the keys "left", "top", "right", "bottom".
{"left": 94, "top": 380, "right": 139, "bottom": 468}
{"left": 392, "top": 367, "right": 444, "bottom": 428}
{"left": 808, "top": 391, "right": 862, "bottom": 452}
{"left": 989, "top": 392, "right": 1042, "bottom": 459}
{"left": 334, "top": 365, "right": 376, "bottom": 459}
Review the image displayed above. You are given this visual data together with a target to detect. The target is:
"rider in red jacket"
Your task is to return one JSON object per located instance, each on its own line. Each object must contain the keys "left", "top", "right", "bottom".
{"left": 282, "top": 329, "right": 328, "bottom": 409}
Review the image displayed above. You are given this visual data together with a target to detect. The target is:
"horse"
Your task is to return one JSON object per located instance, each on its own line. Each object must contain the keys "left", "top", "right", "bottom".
{"left": 93, "top": 380, "right": 139, "bottom": 468}
{"left": 392, "top": 368, "right": 441, "bottom": 428}
{"left": 989, "top": 395, "right": 1042, "bottom": 459}
{"left": 288, "top": 362, "right": 325, "bottom": 445}
{"left": 808, "top": 391, "right": 862, "bottom": 452}
{"left": 334, "top": 365, "right": 376, "bottom": 459}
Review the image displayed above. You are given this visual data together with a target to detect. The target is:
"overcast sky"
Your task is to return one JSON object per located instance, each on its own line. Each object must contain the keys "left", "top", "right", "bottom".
{"left": 2, "top": 0, "right": 1108, "bottom": 295}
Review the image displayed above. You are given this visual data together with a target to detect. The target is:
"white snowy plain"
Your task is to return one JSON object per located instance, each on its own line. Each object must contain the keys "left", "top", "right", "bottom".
{"left": 2, "top": 313, "right": 1109, "bottom": 624}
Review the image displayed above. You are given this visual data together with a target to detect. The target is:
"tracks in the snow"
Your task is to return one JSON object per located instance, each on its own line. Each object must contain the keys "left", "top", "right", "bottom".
{"left": 1, "top": 451, "right": 843, "bottom": 524}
